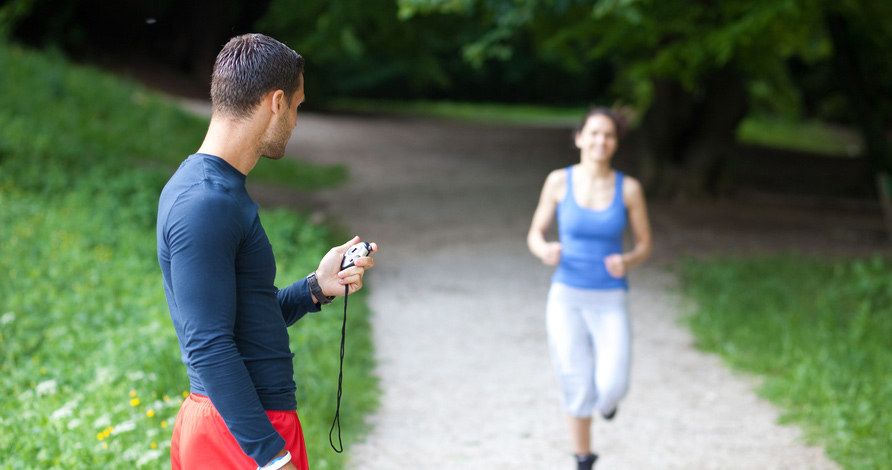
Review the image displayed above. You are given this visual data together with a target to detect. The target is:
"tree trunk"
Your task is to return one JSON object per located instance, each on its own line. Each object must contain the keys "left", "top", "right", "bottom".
{"left": 677, "top": 67, "right": 748, "bottom": 197}
{"left": 634, "top": 79, "right": 694, "bottom": 197}
{"left": 632, "top": 67, "right": 748, "bottom": 198}
{"left": 826, "top": 13, "right": 892, "bottom": 175}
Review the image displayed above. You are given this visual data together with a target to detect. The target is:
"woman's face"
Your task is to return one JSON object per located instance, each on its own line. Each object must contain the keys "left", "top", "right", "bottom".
{"left": 575, "top": 114, "right": 618, "bottom": 164}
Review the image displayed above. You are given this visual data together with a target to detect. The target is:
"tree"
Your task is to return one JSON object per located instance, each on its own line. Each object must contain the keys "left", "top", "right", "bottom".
{"left": 257, "top": 0, "right": 614, "bottom": 103}
{"left": 400, "top": 0, "right": 891, "bottom": 197}
{"left": 823, "top": 1, "right": 892, "bottom": 176}
{"left": 3, "top": 0, "right": 270, "bottom": 84}
{"left": 256, "top": 0, "right": 460, "bottom": 99}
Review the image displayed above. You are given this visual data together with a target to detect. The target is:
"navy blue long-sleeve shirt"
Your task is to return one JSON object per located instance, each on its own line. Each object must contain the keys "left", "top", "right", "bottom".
{"left": 157, "top": 153, "right": 320, "bottom": 465}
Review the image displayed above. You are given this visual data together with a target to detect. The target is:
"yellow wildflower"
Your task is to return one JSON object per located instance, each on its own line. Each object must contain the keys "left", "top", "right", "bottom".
{"left": 146, "top": 409, "right": 155, "bottom": 418}
{"left": 130, "top": 398, "right": 140, "bottom": 407}
{"left": 129, "top": 389, "right": 137, "bottom": 397}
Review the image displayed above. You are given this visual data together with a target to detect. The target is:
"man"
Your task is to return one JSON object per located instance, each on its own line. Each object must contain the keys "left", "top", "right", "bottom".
{"left": 157, "top": 33, "right": 376, "bottom": 470}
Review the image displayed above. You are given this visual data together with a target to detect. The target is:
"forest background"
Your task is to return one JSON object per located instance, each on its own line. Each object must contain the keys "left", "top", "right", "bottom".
{"left": 1, "top": 1, "right": 890, "bottom": 469}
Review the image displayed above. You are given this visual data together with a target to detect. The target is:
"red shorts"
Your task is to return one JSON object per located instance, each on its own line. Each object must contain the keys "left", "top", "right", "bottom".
{"left": 170, "top": 394, "right": 309, "bottom": 470}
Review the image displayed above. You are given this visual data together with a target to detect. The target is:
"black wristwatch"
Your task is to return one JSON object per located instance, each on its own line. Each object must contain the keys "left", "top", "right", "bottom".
{"left": 306, "top": 272, "right": 335, "bottom": 305}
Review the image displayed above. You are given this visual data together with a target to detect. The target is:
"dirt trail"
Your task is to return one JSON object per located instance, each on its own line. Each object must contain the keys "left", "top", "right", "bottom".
{"left": 262, "top": 111, "right": 883, "bottom": 469}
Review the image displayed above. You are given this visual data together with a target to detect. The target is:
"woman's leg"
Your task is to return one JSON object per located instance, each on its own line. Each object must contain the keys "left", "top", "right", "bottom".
{"left": 547, "top": 283, "right": 598, "bottom": 456}
{"left": 567, "top": 415, "right": 593, "bottom": 456}
{"left": 586, "top": 290, "right": 632, "bottom": 417}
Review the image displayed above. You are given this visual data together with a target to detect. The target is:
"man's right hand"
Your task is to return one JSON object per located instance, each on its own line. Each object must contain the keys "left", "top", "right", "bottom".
{"left": 260, "top": 449, "right": 297, "bottom": 470}
{"left": 315, "top": 236, "right": 377, "bottom": 297}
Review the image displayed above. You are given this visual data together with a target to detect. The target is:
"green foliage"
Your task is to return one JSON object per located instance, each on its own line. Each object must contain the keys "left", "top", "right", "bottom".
{"left": 0, "top": 42, "right": 205, "bottom": 196}
{"left": 0, "top": 183, "right": 182, "bottom": 468}
{"left": 257, "top": 0, "right": 613, "bottom": 104}
{"left": 251, "top": 156, "right": 348, "bottom": 191}
{"left": 257, "top": 0, "right": 461, "bottom": 98}
{"left": 0, "top": 0, "right": 37, "bottom": 39}
{"left": 680, "top": 254, "right": 892, "bottom": 469}
{"left": 402, "top": 0, "right": 830, "bottom": 112}
{"left": 0, "top": 38, "right": 343, "bottom": 194}
{"left": 399, "top": 0, "right": 892, "bottom": 131}
{"left": 0, "top": 42, "right": 375, "bottom": 469}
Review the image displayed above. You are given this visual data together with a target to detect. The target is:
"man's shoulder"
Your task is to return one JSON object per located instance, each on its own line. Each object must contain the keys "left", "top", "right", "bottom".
{"left": 164, "top": 179, "right": 240, "bottom": 219}
{"left": 164, "top": 156, "right": 240, "bottom": 201}
{"left": 160, "top": 168, "right": 240, "bottom": 224}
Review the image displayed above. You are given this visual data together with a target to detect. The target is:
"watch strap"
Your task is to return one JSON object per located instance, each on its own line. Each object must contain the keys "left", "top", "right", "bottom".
{"left": 307, "top": 272, "right": 334, "bottom": 305}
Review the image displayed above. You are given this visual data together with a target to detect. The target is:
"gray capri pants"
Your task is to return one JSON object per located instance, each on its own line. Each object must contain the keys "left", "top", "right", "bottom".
{"left": 546, "top": 282, "right": 632, "bottom": 418}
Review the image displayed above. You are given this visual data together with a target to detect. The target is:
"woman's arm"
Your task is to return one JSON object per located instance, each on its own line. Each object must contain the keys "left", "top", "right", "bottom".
{"left": 605, "top": 176, "right": 652, "bottom": 277}
{"left": 527, "top": 169, "right": 565, "bottom": 266}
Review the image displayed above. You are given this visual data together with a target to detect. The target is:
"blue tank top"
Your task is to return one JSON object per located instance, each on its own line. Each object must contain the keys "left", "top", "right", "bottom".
{"left": 553, "top": 166, "right": 628, "bottom": 290}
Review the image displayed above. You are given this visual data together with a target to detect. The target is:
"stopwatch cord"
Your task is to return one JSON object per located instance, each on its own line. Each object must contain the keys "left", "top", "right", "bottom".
{"left": 329, "top": 285, "right": 349, "bottom": 453}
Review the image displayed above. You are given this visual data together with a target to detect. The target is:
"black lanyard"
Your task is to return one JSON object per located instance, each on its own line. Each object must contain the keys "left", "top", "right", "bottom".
{"left": 329, "top": 285, "right": 349, "bottom": 453}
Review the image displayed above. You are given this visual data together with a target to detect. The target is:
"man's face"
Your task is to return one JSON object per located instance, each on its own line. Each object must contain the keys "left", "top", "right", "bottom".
{"left": 260, "top": 74, "right": 305, "bottom": 160}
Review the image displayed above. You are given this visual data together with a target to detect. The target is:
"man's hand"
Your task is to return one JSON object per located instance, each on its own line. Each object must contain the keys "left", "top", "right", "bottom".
{"left": 260, "top": 449, "right": 297, "bottom": 470}
{"left": 315, "top": 236, "right": 377, "bottom": 297}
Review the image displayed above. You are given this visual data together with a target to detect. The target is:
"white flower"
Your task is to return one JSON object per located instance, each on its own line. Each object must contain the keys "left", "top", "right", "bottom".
{"left": 93, "top": 414, "right": 111, "bottom": 428}
{"left": 115, "top": 420, "right": 137, "bottom": 433}
{"left": 50, "top": 406, "right": 73, "bottom": 420}
{"left": 126, "top": 371, "right": 146, "bottom": 381}
{"left": 0, "top": 312, "right": 14, "bottom": 325}
{"left": 92, "top": 367, "right": 115, "bottom": 387}
{"left": 137, "top": 450, "right": 164, "bottom": 466}
{"left": 35, "top": 379, "right": 57, "bottom": 396}
{"left": 51, "top": 400, "right": 79, "bottom": 421}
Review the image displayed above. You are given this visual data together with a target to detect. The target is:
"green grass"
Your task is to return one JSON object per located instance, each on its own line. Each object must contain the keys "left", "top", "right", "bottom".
{"left": 329, "top": 99, "right": 863, "bottom": 157}
{"left": 736, "top": 115, "right": 863, "bottom": 157}
{"left": 0, "top": 41, "right": 375, "bottom": 469}
{"left": 327, "top": 98, "right": 588, "bottom": 127}
{"left": 252, "top": 156, "right": 347, "bottom": 190}
{"left": 679, "top": 254, "right": 892, "bottom": 470}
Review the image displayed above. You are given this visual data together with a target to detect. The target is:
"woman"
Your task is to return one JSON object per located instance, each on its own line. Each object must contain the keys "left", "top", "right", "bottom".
{"left": 527, "top": 107, "right": 652, "bottom": 470}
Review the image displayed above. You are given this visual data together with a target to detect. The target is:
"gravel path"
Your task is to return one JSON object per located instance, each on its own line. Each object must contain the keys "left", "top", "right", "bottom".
{"left": 271, "top": 112, "right": 844, "bottom": 469}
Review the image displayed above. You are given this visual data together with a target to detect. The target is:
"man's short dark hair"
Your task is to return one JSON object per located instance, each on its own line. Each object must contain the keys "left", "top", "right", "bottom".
{"left": 210, "top": 34, "right": 305, "bottom": 120}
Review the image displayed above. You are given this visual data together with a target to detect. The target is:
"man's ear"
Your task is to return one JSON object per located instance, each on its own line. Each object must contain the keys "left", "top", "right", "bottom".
{"left": 267, "top": 89, "right": 287, "bottom": 116}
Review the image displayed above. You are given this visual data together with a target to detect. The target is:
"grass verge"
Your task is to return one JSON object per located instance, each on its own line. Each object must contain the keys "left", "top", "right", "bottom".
{"left": 327, "top": 99, "right": 863, "bottom": 158}
{"left": 736, "top": 115, "right": 863, "bottom": 157}
{"left": 326, "top": 97, "right": 587, "bottom": 127}
{"left": 679, "top": 254, "right": 892, "bottom": 470}
{"left": 0, "top": 41, "right": 375, "bottom": 469}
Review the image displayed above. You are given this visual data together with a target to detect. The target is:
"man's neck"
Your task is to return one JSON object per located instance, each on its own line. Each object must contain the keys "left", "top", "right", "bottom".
{"left": 197, "top": 116, "right": 265, "bottom": 175}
